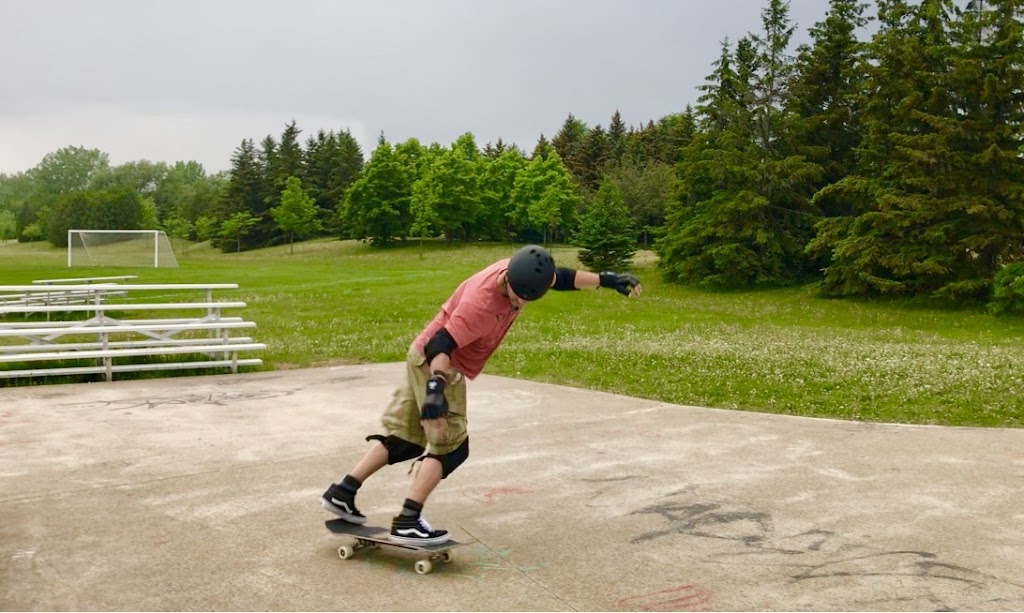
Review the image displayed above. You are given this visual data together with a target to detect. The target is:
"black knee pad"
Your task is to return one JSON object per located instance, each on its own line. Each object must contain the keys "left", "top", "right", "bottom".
{"left": 426, "top": 437, "right": 469, "bottom": 479}
{"left": 366, "top": 435, "right": 424, "bottom": 465}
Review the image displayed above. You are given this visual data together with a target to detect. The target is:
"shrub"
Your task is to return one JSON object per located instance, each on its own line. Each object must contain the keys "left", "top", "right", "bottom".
{"left": 988, "top": 262, "right": 1024, "bottom": 315}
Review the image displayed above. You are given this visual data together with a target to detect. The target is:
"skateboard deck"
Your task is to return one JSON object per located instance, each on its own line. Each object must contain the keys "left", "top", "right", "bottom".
{"left": 325, "top": 519, "right": 464, "bottom": 575}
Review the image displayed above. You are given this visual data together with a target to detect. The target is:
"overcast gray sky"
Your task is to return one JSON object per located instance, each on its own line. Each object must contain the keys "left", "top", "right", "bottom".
{"left": 0, "top": 0, "right": 848, "bottom": 175}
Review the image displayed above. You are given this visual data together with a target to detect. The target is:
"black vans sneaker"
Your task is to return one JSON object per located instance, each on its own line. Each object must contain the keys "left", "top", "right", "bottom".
{"left": 320, "top": 483, "right": 367, "bottom": 525}
{"left": 389, "top": 514, "right": 449, "bottom": 546}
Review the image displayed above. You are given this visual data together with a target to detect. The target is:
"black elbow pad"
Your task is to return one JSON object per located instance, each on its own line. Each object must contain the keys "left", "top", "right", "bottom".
{"left": 424, "top": 327, "right": 458, "bottom": 363}
{"left": 553, "top": 267, "right": 578, "bottom": 291}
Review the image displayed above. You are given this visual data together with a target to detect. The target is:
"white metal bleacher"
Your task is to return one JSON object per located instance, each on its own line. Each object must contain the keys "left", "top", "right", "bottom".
{"left": 0, "top": 281, "right": 265, "bottom": 382}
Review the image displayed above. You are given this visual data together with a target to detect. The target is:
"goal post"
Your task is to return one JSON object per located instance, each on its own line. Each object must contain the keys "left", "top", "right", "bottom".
{"left": 67, "top": 229, "right": 179, "bottom": 268}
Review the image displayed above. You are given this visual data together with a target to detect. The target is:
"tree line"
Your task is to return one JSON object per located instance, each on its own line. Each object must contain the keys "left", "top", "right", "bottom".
{"left": 658, "top": 0, "right": 1024, "bottom": 307}
{"left": 1, "top": 0, "right": 1021, "bottom": 311}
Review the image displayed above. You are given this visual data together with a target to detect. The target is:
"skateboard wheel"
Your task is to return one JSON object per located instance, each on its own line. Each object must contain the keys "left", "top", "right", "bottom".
{"left": 442, "top": 552, "right": 453, "bottom": 563}
{"left": 337, "top": 545, "right": 355, "bottom": 560}
{"left": 414, "top": 559, "right": 433, "bottom": 575}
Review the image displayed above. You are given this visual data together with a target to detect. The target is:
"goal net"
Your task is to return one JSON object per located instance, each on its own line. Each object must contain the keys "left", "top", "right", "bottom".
{"left": 68, "top": 230, "right": 179, "bottom": 268}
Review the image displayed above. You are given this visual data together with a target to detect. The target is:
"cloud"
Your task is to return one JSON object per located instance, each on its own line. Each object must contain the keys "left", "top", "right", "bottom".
{"left": 0, "top": 0, "right": 835, "bottom": 174}
{"left": 0, "top": 106, "right": 372, "bottom": 174}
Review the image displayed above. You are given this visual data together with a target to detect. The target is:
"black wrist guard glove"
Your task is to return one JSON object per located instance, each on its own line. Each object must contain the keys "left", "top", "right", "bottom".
{"left": 599, "top": 271, "right": 640, "bottom": 296}
{"left": 421, "top": 374, "right": 449, "bottom": 420}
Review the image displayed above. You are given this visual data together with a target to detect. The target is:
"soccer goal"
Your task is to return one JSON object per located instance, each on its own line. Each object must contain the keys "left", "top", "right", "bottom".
{"left": 67, "top": 229, "right": 179, "bottom": 268}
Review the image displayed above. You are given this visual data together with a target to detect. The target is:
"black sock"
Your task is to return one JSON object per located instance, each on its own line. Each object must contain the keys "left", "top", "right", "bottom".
{"left": 339, "top": 475, "right": 362, "bottom": 494}
{"left": 400, "top": 498, "right": 423, "bottom": 518}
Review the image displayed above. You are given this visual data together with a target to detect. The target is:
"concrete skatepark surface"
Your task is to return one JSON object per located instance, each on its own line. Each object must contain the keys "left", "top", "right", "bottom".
{"left": 1, "top": 363, "right": 1022, "bottom": 611}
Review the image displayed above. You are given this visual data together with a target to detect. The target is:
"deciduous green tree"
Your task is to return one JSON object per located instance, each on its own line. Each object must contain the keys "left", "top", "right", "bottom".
{"left": 478, "top": 147, "right": 528, "bottom": 241}
{"left": 409, "top": 145, "right": 481, "bottom": 245}
{"left": 510, "top": 147, "right": 579, "bottom": 244}
{"left": 342, "top": 137, "right": 412, "bottom": 247}
{"left": 605, "top": 161, "right": 677, "bottom": 248}
{"left": 271, "top": 176, "right": 320, "bottom": 253}
{"left": 219, "top": 211, "right": 262, "bottom": 254}
{"left": 46, "top": 188, "right": 150, "bottom": 247}
{"left": 0, "top": 210, "right": 17, "bottom": 241}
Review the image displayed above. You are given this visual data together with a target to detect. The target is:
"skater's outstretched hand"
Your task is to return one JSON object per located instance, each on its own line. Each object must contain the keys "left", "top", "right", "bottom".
{"left": 599, "top": 272, "right": 642, "bottom": 298}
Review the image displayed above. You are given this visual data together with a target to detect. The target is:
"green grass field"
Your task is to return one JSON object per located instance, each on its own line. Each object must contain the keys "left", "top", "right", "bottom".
{"left": 2, "top": 238, "right": 1022, "bottom": 428}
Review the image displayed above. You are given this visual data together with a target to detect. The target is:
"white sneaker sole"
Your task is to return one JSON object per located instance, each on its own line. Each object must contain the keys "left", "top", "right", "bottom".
{"left": 320, "top": 496, "right": 368, "bottom": 525}
{"left": 388, "top": 532, "right": 450, "bottom": 547}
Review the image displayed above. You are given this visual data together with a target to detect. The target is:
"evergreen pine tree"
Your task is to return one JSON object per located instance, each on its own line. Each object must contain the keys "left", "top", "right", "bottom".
{"left": 787, "top": 0, "right": 870, "bottom": 189}
{"left": 532, "top": 134, "right": 551, "bottom": 160}
{"left": 658, "top": 6, "right": 821, "bottom": 288}
{"left": 578, "top": 124, "right": 610, "bottom": 191}
{"left": 945, "top": 0, "right": 1024, "bottom": 298}
{"left": 607, "top": 110, "right": 627, "bottom": 165}
{"left": 219, "top": 139, "right": 263, "bottom": 251}
{"left": 576, "top": 178, "right": 637, "bottom": 271}
{"left": 805, "top": 0, "right": 1015, "bottom": 300}
{"left": 551, "top": 114, "right": 589, "bottom": 183}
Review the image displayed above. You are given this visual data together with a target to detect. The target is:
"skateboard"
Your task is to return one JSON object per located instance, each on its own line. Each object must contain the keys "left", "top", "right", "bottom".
{"left": 325, "top": 519, "right": 464, "bottom": 575}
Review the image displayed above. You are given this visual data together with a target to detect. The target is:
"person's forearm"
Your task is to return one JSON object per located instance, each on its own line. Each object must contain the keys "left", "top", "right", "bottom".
{"left": 573, "top": 270, "right": 601, "bottom": 289}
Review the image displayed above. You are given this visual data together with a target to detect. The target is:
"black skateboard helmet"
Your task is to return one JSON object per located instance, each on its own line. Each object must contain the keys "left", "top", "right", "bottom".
{"left": 507, "top": 245, "right": 555, "bottom": 301}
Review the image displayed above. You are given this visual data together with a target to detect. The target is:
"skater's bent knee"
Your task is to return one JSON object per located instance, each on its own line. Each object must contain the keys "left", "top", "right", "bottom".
{"left": 426, "top": 437, "right": 469, "bottom": 479}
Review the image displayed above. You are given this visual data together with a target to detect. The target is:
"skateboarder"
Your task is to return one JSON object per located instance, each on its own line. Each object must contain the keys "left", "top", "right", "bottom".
{"left": 321, "top": 245, "right": 641, "bottom": 545}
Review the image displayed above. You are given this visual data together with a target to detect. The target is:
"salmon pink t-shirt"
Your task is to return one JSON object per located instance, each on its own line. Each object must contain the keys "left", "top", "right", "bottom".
{"left": 412, "top": 259, "right": 518, "bottom": 379}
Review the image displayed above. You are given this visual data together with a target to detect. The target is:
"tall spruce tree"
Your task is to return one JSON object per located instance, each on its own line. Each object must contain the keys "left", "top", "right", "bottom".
{"left": 275, "top": 121, "right": 305, "bottom": 189}
{"left": 551, "top": 114, "right": 589, "bottom": 183}
{"left": 659, "top": 3, "right": 821, "bottom": 288}
{"left": 945, "top": 0, "right": 1024, "bottom": 291}
{"left": 751, "top": 0, "right": 796, "bottom": 154}
{"left": 532, "top": 134, "right": 551, "bottom": 160}
{"left": 787, "top": 0, "right": 870, "bottom": 190}
{"left": 607, "top": 110, "right": 628, "bottom": 165}
{"left": 805, "top": 0, "right": 1018, "bottom": 300}
{"left": 219, "top": 139, "right": 263, "bottom": 251}
{"left": 304, "top": 129, "right": 364, "bottom": 235}
{"left": 578, "top": 124, "right": 610, "bottom": 191}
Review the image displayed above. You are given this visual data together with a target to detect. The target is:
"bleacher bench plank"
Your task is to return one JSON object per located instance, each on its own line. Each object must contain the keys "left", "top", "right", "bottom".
{"left": 32, "top": 275, "right": 138, "bottom": 284}
{"left": 0, "top": 343, "right": 267, "bottom": 363}
{"left": 0, "top": 302, "right": 246, "bottom": 314}
{"left": 0, "top": 359, "right": 264, "bottom": 379}
{"left": 0, "top": 321, "right": 255, "bottom": 338}
{"left": 1, "top": 337, "right": 256, "bottom": 354}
